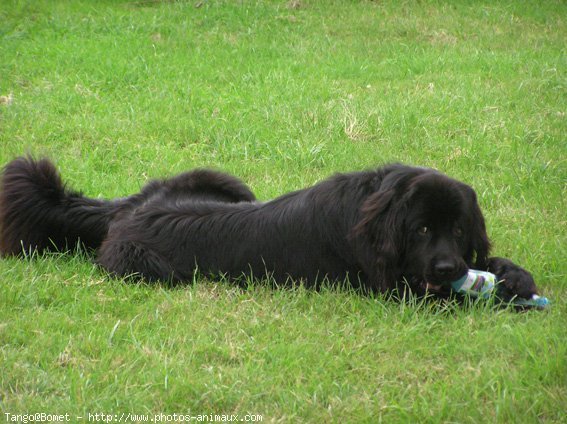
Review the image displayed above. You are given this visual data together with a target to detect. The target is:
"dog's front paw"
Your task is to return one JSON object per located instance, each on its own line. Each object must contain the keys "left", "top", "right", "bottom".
{"left": 487, "top": 257, "right": 538, "bottom": 301}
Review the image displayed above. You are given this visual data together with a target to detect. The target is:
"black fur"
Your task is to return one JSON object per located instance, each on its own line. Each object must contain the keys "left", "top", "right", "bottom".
{"left": 0, "top": 156, "right": 538, "bottom": 300}
{"left": 0, "top": 156, "right": 255, "bottom": 255}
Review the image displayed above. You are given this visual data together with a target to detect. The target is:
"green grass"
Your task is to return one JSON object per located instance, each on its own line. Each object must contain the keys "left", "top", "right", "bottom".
{"left": 1, "top": 0, "right": 565, "bottom": 422}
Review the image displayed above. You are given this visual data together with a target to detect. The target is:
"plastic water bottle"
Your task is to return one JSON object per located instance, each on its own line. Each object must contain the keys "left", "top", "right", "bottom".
{"left": 450, "top": 270, "right": 497, "bottom": 299}
{"left": 450, "top": 269, "right": 550, "bottom": 308}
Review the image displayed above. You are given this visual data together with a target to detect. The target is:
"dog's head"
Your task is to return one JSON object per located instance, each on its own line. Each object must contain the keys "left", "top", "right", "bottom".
{"left": 353, "top": 166, "right": 490, "bottom": 294}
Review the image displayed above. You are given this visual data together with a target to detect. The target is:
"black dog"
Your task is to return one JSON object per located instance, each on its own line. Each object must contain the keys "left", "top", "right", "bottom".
{"left": 0, "top": 156, "right": 538, "bottom": 301}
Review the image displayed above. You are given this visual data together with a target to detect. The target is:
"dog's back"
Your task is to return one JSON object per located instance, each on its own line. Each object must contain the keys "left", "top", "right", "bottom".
{"left": 0, "top": 157, "right": 256, "bottom": 257}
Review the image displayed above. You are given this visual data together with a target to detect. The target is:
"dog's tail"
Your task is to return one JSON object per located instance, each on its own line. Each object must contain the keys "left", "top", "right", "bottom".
{"left": 0, "top": 156, "right": 120, "bottom": 256}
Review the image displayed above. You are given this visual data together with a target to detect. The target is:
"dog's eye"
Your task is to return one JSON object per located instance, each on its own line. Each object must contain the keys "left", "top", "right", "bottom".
{"left": 417, "top": 226, "right": 429, "bottom": 236}
{"left": 454, "top": 227, "right": 463, "bottom": 237}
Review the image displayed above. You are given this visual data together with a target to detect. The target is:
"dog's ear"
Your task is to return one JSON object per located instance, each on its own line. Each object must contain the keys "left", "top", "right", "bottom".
{"left": 465, "top": 187, "right": 491, "bottom": 269}
{"left": 351, "top": 168, "right": 417, "bottom": 292}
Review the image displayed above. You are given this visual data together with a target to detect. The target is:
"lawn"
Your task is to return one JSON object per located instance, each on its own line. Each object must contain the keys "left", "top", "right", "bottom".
{"left": 0, "top": 0, "right": 565, "bottom": 422}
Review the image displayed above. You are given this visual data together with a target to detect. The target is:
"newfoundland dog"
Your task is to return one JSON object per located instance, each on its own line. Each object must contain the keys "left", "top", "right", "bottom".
{"left": 0, "top": 156, "right": 538, "bottom": 301}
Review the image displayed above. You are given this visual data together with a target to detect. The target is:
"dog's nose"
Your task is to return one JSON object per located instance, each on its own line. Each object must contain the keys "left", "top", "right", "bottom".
{"left": 434, "top": 260, "right": 457, "bottom": 278}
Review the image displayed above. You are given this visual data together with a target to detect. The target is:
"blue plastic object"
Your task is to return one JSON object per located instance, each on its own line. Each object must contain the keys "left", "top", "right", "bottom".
{"left": 450, "top": 269, "right": 550, "bottom": 309}
{"left": 512, "top": 295, "right": 550, "bottom": 309}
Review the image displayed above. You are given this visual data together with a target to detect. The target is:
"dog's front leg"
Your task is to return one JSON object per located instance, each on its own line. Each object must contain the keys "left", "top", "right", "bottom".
{"left": 486, "top": 257, "right": 539, "bottom": 301}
